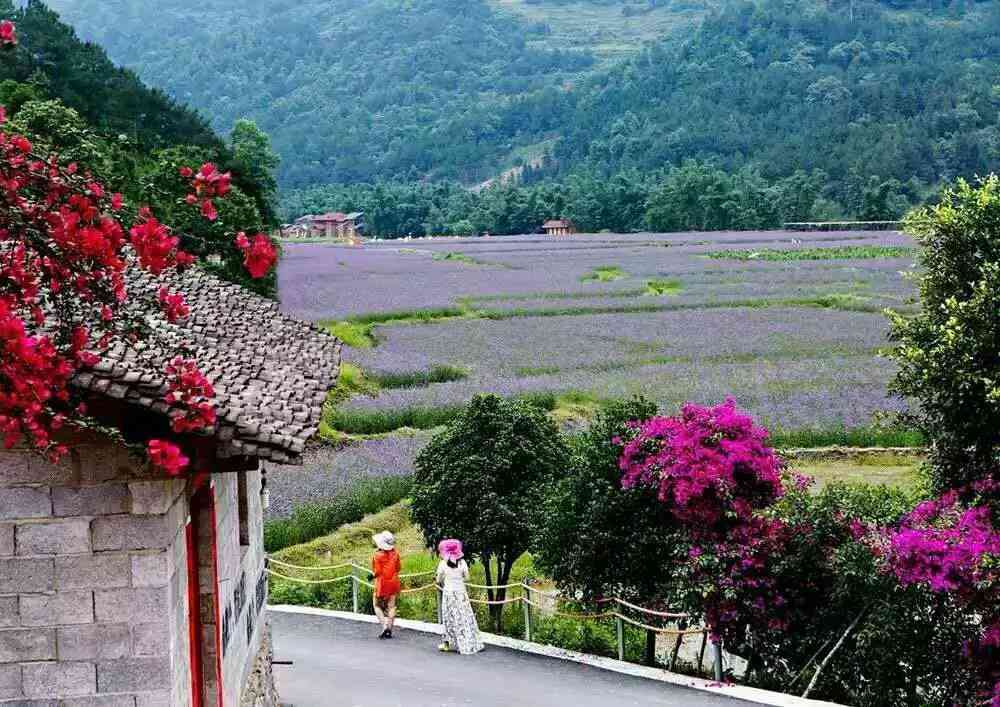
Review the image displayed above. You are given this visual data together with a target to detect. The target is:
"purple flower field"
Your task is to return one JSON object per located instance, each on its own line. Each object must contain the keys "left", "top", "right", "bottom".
{"left": 274, "top": 229, "right": 918, "bottom": 510}
{"left": 278, "top": 230, "right": 915, "bottom": 320}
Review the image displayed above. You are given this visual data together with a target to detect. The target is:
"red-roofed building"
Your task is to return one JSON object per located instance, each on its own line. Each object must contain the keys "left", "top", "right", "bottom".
{"left": 543, "top": 219, "right": 576, "bottom": 236}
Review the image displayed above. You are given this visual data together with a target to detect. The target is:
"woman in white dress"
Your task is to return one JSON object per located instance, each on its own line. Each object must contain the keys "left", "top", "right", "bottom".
{"left": 436, "top": 539, "right": 484, "bottom": 655}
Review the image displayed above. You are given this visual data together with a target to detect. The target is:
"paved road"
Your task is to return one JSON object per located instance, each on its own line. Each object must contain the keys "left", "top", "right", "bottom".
{"left": 270, "top": 611, "right": 754, "bottom": 707}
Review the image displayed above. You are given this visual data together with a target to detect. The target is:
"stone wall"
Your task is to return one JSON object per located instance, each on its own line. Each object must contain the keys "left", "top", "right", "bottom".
{"left": 0, "top": 439, "right": 276, "bottom": 707}
{"left": 214, "top": 471, "right": 270, "bottom": 707}
{"left": 0, "top": 441, "right": 191, "bottom": 706}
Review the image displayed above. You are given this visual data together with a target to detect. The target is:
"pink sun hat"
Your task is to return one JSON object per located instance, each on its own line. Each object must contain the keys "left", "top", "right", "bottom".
{"left": 438, "top": 539, "right": 464, "bottom": 561}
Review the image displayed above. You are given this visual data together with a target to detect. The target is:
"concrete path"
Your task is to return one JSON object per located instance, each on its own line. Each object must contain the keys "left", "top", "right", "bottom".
{"left": 270, "top": 610, "right": 755, "bottom": 707}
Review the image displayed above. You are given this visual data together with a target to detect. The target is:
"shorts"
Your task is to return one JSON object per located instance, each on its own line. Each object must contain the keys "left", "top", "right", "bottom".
{"left": 374, "top": 594, "right": 397, "bottom": 613}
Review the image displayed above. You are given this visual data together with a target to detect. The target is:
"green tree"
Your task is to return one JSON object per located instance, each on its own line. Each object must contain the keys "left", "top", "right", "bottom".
{"left": 533, "top": 397, "right": 686, "bottom": 602}
{"left": 888, "top": 175, "right": 1000, "bottom": 490}
{"left": 230, "top": 118, "right": 280, "bottom": 207}
{"left": 411, "top": 394, "right": 570, "bottom": 630}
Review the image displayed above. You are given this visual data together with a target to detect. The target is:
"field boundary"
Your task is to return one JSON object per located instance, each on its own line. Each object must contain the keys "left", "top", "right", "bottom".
{"left": 269, "top": 605, "right": 844, "bottom": 707}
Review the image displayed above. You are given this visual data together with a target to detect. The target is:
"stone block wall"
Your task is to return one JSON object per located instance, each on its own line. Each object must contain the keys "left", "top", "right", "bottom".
{"left": 213, "top": 471, "right": 270, "bottom": 707}
{"left": 0, "top": 439, "right": 276, "bottom": 707}
{"left": 0, "top": 443, "right": 191, "bottom": 706}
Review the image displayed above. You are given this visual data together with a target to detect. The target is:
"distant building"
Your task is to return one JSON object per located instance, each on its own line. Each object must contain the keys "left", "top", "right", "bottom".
{"left": 542, "top": 219, "right": 576, "bottom": 236}
{"left": 307, "top": 212, "right": 366, "bottom": 241}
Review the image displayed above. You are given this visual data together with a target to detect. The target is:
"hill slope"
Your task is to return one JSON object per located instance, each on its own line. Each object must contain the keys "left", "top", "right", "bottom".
{"left": 1, "top": 0, "right": 221, "bottom": 153}
{"left": 45, "top": 0, "right": 1000, "bottom": 202}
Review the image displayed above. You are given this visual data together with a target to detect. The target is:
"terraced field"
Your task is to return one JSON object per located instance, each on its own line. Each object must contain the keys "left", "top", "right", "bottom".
{"left": 271, "top": 230, "right": 919, "bottom": 515}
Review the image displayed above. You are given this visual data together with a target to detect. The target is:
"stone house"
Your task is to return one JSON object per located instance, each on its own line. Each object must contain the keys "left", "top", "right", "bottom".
{"left": 0, "top": 268, "right": 341, "bottom": 706}
{"left": 542, "top": 219, "right": 576, "bottom": 236}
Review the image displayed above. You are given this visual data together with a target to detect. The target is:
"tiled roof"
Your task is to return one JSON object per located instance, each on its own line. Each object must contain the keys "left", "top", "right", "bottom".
{"left": 72, "top": 267, "right": 341, "bottom": 464}
{"left": 543, "top": 219, "right": 571, "bottom": 228}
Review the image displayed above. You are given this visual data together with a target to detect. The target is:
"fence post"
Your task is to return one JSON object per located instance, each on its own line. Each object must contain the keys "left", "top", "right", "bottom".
{"left": 616, "top": 616, "right": 624, "bottom": 662}
{"left": 436, "top": 585, "right": 443, "bottom": 625}
{"left": 522, "top": 586, "right": 532, "bottom": 642}
{"left": 644, "top": 629, "right": 656, "bottom": 667}
{"left": 712, "top": 637, "right": 724, "bottom": 682}
{"left": 350, "top": 565, "right": 359, "bottom": 614}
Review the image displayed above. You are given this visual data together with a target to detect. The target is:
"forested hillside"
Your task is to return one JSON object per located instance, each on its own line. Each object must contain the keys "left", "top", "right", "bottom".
{"left": 45, "top": 0, "right": 596, "bottom": 187}
{"left": 0, "top": 0, "right": 220, "bottom": 152}
{"left": 45, "top": 0, "right": 1000, "bottom": 226}
{"left": 0, "top": 0, "right": 282, "bottom": 294}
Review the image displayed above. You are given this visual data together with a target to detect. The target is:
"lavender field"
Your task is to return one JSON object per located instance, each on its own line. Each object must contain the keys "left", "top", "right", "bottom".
{"left": 270, "top": 230, "right": 918, "bottom": 515}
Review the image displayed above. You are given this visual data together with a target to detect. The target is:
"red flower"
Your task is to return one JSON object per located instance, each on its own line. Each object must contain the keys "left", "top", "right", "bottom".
{"left": 236, "top": 233, "right": 277, "bottom": 279}
{"left": 110, "top": 193, "right": 123, "bottom": 211}
{"left": 147, "top": 439, "right": 189, "bottom": 476}
{"left": 200, "top": 198, "right": 217, "bottom": 222}
{"left": 0, "top": 106, "right": 6, "bottom": 124}
{"left": 129, "top": 214, "right": 180, "bottom": 274}
{"left": 178, "top": 166, "right": 194, "bottom": 179}
{"left": 157, "top": 287, "right": 190, "bottom": 323}
{"left": 0, "top": 21, "right": 17, "bottom": 46}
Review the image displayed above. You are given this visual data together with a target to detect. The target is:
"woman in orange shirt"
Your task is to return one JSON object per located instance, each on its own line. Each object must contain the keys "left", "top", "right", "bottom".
{"left": 371, "top": 531, "right": 401, "bottom": 639}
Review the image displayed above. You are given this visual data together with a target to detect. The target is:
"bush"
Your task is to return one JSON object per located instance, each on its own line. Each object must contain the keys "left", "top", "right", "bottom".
{"left": 263, "top": 475, "right": 413, "bottom": 552}
{"left": 889, "top": 175, "right": 1000, "bottom": 490}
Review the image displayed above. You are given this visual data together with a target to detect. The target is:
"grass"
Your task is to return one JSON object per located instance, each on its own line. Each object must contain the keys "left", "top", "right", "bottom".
{"left": 369, "top": 365, "right": 468, "bottom": 389}
{"left": 263, "top": 476, "right": 413, "bottom": 553}
{"left": 643, "top": 278, "right": 683, "bottom": 296}
{"left": 432, "top": 251, "right": 484, "bottom": 265}
{"left": 768, "top": 425, "right": 925, "bottom": 449}
{"left": 580, "top": 265, "right": 626, "bottom": 283}
{"left": 706, "top": 246, "right": 915, "bottom": 261}
{"left": 790, "top": 453, "right": 925, "bottom": 490}
{"left": 325, "top": 321, "right": 377, "bottom": 348}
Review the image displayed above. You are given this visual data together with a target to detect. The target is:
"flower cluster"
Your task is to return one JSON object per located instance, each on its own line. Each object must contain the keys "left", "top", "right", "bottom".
{"left": 163, "top": 356, "right": 216, "bottom": 436}
{"left": 0, "top": 20, "right": 15, "bottom": 46}
{"left": 147, "top": 439, "right": 189, "bottom": 477}
{"left": 878, "top": 481, "right": 999, "bottom": 704}
{"left": 181, "top": 162, "right": 231, "bottom": 221}
{"left": 157, "top": 287, "right": 189, "bottom": 323}
{"left": 129, "top": 209, "right": 194, "bottom": 274}
{"left": 619, "top": 399, "right": 783, "bottom": 535}
{"left": 234, "top": 232, "right": 277, "bottom": 279}
{"left": 619, "top": 401, "right": 798, "bottom": 641}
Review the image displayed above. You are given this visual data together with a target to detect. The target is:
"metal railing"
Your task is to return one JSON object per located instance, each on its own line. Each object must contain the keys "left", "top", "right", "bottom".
{"left": 265, "top": 556, "right": 724, "bottom": 680}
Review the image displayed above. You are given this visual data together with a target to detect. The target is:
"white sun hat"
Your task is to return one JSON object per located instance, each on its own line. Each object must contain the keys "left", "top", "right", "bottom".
{"left": 372, "top": 530, "right": 396, "bottom": 551}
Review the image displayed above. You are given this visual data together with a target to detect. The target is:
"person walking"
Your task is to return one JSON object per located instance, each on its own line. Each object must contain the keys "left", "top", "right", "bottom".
{"left": 371, "top": 531, "right": 401, "bottom": 639}
{"left": 436, "top": 539, "right": 484, "bottom": 655}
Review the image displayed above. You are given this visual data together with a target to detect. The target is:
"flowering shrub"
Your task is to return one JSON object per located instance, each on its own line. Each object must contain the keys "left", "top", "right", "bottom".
{"left": 0, "top": 21, "right": 277, "bottom": 476}
{"left": 619, "top": 399, "right": 783, "bottom": 536}
{"left": 877, "top": 482, "right": 999, "bottom": 705}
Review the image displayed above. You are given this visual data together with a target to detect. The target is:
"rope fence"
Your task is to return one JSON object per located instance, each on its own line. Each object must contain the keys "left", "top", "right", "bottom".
{"left": 265, "top": 557, "right": 724, "bottom": 680}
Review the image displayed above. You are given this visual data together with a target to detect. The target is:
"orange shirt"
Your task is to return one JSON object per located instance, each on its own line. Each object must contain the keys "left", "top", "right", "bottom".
{"left": 372, "top": 549, "right": 401, "bottom": 598}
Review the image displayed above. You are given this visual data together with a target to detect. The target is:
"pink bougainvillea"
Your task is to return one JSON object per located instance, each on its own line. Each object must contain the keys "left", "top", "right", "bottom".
{"left": 620, "top": 399, "right": 783, "bottom": 535}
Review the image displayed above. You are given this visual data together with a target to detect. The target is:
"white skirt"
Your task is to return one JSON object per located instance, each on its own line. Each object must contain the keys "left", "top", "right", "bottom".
{"left": 441, "top": 589, "right": 484, "bottom": 655}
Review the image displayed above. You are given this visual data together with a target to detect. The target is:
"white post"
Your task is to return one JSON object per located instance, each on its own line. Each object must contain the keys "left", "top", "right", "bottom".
{"left": 712, "top": 638, "right": 724, "bottom": 682}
